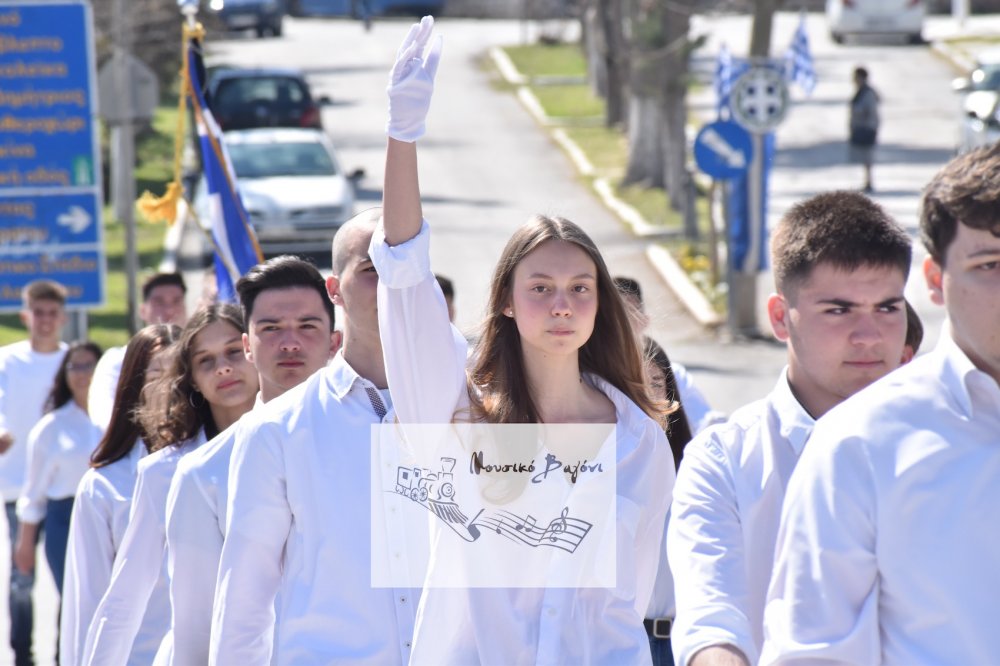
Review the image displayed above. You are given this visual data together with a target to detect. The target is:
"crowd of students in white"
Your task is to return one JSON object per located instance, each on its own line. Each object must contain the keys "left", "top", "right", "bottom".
{"left": 1, "top": 16, "right": 998, "bottom": 666}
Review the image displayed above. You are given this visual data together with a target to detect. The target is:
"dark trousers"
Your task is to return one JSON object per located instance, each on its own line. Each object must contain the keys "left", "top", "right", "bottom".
{"left": 6, "top": 501, "right": 40, "bottom": 666}
{"left": 43, "top": 497, "right": 73, "bottom": 596}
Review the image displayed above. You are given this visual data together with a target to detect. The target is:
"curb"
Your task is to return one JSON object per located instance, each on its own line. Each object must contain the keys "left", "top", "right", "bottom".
{"left": 491, "top": 44, "right": 723, "bottom": 329}
{"left": 646, "top": 245, "right": 724, "bottom": 328}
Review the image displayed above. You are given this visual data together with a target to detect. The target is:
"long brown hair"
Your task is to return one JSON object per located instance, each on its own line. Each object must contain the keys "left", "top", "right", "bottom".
{"left": 139, "top": 303, "right": 245, "bottom": 452}
{"left": 91, "top": 325, "right": 180, "bottom": 468}
{"left": 468, "top": 215, "right": 662, "bottom": 423}
{"left": 44, "top": 340, "right": 102, "bottom": 414}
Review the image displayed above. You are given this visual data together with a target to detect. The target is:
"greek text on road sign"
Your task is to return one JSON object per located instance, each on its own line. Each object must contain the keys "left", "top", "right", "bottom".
{"left": 0, "top": 1, "right": 105, "bottom": 311}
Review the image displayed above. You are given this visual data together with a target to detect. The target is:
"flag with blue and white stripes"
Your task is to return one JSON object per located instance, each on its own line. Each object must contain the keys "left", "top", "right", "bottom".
{"left": 785, "top": 15, "right": 816, "bottom": 95}
{"left": 715, "top": 43, "right": 733, "bottom": 118}
{"left": 185, "top": 37, "right": 263, "bottom": 303}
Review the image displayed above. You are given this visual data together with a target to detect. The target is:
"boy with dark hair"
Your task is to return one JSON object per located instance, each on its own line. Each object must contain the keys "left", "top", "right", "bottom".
{"left": 762, "top": 145, "right": 1000, "bottom": 665}
{"left": 0, "top": 279, "right": 68, "bottom": 665}
{"left": 668, "top": 191, "right": 911, "bottom": 666}
{"left": 165, "top": 255, "right": 340, "bottom": 664}
{"left": 89, "top": 272, "right": 189, "bottom": 430}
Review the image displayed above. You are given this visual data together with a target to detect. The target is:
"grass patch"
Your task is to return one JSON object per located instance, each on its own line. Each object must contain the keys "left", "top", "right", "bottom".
{"left": 531, "top": 84, "right": 605, "bottom": 119}
{"left": 0, "top": 103, "right": 177, "bottom": 348}
{"left": 563, "top": 126, "right": 627, "bottom": 174}
{"left": 504, "top": 43, "right": 587, "bottom": 79}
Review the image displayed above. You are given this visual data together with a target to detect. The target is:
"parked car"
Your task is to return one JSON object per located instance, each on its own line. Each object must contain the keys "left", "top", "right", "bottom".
{"left": 826, "top": 0, "right": 925, "bottom": 44}
{"left": 289, "top": 0, "right": 445, "bottom": 17}
{"left": 952, "top": 49, "right": 1000, "bottom": 153}
{"left": 208, "top": 68, "right": 330, "bottom": 131}
{"left": 206, "top": 0, "right": 286, "bottom": 37}
{"left": 194, "top": 128, "right": 362, "bottom": 257}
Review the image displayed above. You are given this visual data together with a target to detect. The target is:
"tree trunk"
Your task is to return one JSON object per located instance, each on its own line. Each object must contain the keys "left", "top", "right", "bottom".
{"left": 598, "top": 0, "right": 628, "bottom": 127}
{"left": 749, "top": 0, "right": 785, "bottom": 56}
{"left": 660, "top": 0, "right": 693, "bottom": 208}
{"left": 581, "top": 0, "right": 607, "bottom": 98}
{"left": 624, "top": 95, "right": 664, "bottom": 187}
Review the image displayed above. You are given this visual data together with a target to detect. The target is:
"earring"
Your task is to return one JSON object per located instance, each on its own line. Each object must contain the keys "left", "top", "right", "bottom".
{"left": 504, "top": 308, "right": 513, "bottom": 317}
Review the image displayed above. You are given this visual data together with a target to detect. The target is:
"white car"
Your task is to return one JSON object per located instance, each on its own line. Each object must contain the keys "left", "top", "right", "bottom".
{"left": 194, "top": 128, "right": 361, "bottom": 258}
{"left": 952, "top": 49, "right": 1000, "bottom": 153}
{"left": 826, "top": 0, "right": 925, "bottom": 44}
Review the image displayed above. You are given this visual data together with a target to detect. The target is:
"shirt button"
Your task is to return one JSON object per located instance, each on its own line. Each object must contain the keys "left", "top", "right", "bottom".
{"left": 394, "top": 552, "right": 401, "bottom": 559}
{"left": 546, "top": 607, "right": 557, "bottom": 617}
{"left": 405, "top": 641, "right": 412, "bottom": 648}
{"left": 399, "top": 596, "right": 407, "bottom": 603}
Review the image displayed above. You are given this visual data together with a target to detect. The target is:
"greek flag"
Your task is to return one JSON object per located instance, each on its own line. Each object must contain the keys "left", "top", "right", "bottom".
{"left": 715, "top": 43, "right": 733, "bottom": 118}
{"left": 185, "top": 37, "right": 263, "bottom": 302}
{"left": 786, "top": 15, "right": 816, "bottom": 95}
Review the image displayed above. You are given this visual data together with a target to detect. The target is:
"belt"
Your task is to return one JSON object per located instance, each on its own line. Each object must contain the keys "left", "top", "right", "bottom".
{"left": 643, "top": 617, "right": 672, "bottom": 639}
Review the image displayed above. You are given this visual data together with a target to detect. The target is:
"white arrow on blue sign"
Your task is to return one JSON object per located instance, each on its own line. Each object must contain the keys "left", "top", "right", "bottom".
{"left": 693, "top": 120, "right": 754, "bottom": 180}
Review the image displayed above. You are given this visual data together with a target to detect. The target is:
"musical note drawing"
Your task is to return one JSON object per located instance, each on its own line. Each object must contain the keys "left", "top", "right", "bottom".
{"left": 474, "top": 507, "right": 592, "bottom": 554}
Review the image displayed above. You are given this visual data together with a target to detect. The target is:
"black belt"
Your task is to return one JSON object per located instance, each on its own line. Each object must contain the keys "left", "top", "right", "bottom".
{"left": 643, "top": 617, "right": 672, "bottom": 639}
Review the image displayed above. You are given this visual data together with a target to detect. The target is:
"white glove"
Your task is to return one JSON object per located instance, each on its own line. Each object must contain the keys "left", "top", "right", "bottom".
{"left": 386, "top": 15, "right": 443, "bottom": 142}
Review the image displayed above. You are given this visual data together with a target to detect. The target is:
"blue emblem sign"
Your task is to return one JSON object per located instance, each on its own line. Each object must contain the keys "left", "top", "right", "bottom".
{"left": 693, "top": 120, "right": 754, "bottom": 180}
{"left": 0, "top": 1, "right": 105, "bottom": 310}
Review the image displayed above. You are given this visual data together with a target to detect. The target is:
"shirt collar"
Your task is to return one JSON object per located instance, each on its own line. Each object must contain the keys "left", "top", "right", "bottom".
{"left": 936, "top": 330, "right": 1000, "bottom": 418}
{"left": 773, "top": 368, "right": 815, "bottom": 456}
{"left": 325, "top": 350, "right": 384, "bottom": 400}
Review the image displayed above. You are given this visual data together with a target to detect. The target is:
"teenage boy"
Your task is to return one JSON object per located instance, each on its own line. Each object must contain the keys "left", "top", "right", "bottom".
{"left": 210, "top": 209, "right": 419, "bottom": 664}
{"left": 162, "top": 256, "right": 340, "bottom": 665}
{"left": 0, "top": 279, "right": 69, "bottom": 666}
{"left": 761, "top": 143, "right": 1000, "bottom": 666}
{"left": 88, "top": 272, "right": 188, "bottom": 430}
{"left": 668, "top": 191, "right": 912, "bottom": 666}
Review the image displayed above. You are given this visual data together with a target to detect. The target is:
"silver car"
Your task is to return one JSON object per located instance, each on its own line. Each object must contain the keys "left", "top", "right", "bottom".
{"left": 195, "top": 128, "right": 360, "bottom": 258}
{"left": 952, "top": 49, "right": 1000, "bottom": 154}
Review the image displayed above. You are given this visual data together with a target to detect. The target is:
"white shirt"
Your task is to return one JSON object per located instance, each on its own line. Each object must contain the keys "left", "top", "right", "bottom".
{"left": 82, "top": 433, "right": 205, "bottom": 666}
{"left": 371, "top": 221, "right": 674, "bottom": 665}
{"left": 667, "top": 371, "right": 813, "bottom": 665}
{"left": 210, "top": 358, "right": 417, "bottom": 665}
{"left": 88, "top": 345, "right": 126, "bottom": 432}
{"left": 761, "top": 334, "right": 1000, "bottom": 665}
{"left": 17, "top": 402, "right": 102, "bottom": 523}
{"left": 60, "top": 441, "right": 172, "bottom": 666}
{"left": 672, "top": 362, "right": 727, "bottom": 434}
{"left": 166, "top": 395, "right": 262, "bottom": 666}
{"left": 0, "top": 340, "right": 67, "bottom": 500}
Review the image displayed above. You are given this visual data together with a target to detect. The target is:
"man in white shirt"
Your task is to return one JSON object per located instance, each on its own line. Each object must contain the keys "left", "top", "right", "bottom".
{"left": 210, "top": 208, "right": 420, "bottom": 664}
{"left": 0, "top": 279, "right": 69, "bottom": 666}
{"left": 761, "top": 144, "right": 1000, "bottom": 665}
{"left": 668, "top": 191, "right": 912, "bottom": 666}
{"left": 165, "top": 255, "right": 340, "bottom": 665}
{"left": 88, "top": 272, "right": 188, "bottom": 431}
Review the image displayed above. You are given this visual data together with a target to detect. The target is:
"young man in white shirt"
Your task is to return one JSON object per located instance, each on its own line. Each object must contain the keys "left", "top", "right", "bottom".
{"left": 210, "top": 208, "right": 419, "bottom": 664}
{"left": 88, "top": 272, "right": 188, "bottom": 431}
{"left": 761, "top": 144, "right": 1000, "bottom": 665}
{"left": 0, "top": 279, "right": 69, "bottom": 666}
{"left": 162, "top": 256, "right": 340, "bottom": 665}
{"left": 667, "top": 191, "right": 912, "bottom": 666}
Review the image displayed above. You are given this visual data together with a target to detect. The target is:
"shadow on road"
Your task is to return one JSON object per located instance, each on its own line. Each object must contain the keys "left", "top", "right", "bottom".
{"left": 774, "top": 140, "right": 953, "bottom": 169}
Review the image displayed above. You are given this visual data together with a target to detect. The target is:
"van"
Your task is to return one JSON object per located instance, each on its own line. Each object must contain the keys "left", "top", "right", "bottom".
{"left": 826, "top": 0, "right": 925, "bottom": 44}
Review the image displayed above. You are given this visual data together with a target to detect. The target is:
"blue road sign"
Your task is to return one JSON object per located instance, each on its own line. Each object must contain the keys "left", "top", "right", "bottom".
{"left": 693, "top": 120, "right": 754, "bottom": 180}
{"left": 0, "top": 1, "right": 104, "bottom": 311}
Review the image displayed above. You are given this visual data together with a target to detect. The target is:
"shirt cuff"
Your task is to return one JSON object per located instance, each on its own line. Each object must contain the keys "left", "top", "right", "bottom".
{"left": 15, "top": 496, "right": 45, "bottom": 524}
{"left": 369, "top": 219, "right": 432, "bottom": 289}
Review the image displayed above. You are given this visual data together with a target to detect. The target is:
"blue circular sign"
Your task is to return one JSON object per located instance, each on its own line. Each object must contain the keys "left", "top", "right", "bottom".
{"left": 693, "top": 120, "right": 754, "bottom": 180}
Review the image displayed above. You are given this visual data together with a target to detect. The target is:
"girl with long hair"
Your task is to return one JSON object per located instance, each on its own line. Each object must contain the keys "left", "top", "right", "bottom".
{"left": 80, "top": 304, "right": 258, "bottom": 665}
{"left": 14, "top": 341, "right": 102, "bottom": 599}
{"left": 373, "top": 18, "right": 675, "bottom": 664}
{"left": 60, "top": 325, "right": 179, "bottom": 666}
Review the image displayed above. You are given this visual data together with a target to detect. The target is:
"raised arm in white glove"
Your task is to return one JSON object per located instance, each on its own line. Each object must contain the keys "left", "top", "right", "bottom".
{"left": 386, "top": 15, "right": 443, "bottom": 142}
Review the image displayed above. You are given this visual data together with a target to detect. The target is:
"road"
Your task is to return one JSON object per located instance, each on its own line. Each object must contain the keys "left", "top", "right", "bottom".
{"left": 1, "top": 11, "right": 983, "bottom": 664}
{"left": 203, "top": 12, "right": 967, "bottom": 414}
